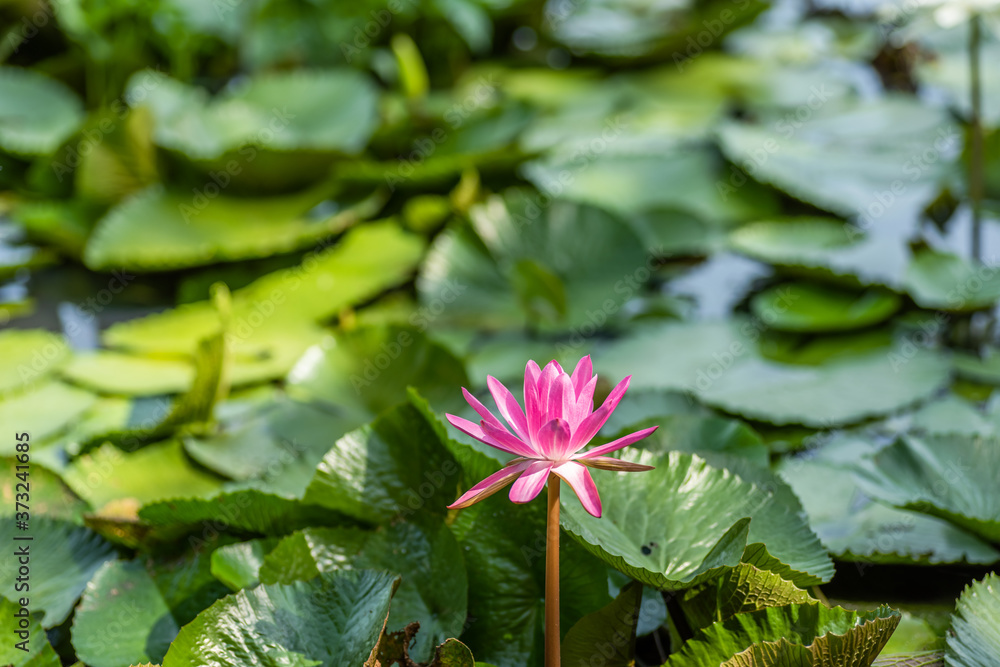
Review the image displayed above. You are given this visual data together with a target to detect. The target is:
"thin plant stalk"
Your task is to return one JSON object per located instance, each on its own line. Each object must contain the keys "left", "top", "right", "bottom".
{"left": 970, "top": 12, "right": 985, "bottom": 262}
{"left": 545, "top": 476, "right": 561, "bottom": 667}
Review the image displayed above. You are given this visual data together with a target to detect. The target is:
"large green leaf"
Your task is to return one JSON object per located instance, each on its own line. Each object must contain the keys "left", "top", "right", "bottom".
{"left": 727, "top": 217, "right": 907, "bottom": 289}
{"left": 161, "top": 570, "right": 398, "bottom": 667}
{"left": 629, "top": 414, "right": 769, "bottom": 470}
{"left": 84, "top": 185, "right": 384, "bottom": 271}
{"left": 71, "top": 551, "right": 229, "bottom": 667}
{"left": 0, "top": 596, "right": 60, "bottom": 667}
{"left": 902, "top": 248, "right": 1000, "bottom": 312}
{"left": 561, "top": 581, "right": 643, "bottom": 667}
{"left": 258, "top": 518, "right": 468, "bottom": 663}
{"left": 717, "top": 98, "right": 956, "bottom": 222}
{"left": 209, "top": 537, "right": 279, "bottom": 591}
{"left": 749, "top": 282, "right": 900, "bottom": 333}
{"left": 0, "top": 517, "right": 115, "bottom": 628}
{"left": 680, "top": 563, "right": 814, "bottom": 633}
{"left": 0, "top": 67, "right": 84, "bottom": 155}
{"left": 184, "top": 395, "right": 360, "bottom": 495}
{"left": 139, "top": 488, "right": 336, "bottom": 536}
{"left": 524, "top": 145, "right": 775, "bottom": 224}
{"left": 417, "top": 190, "right": 648, "bottom": 331}
{"left": 132, "top": 69, "right": 378, "bottom": 159}
{"left": 778, "top": 458, "right": 999, "bottom": 565}
{"left": 599, "top": 322, "right": 951, "bottom": 426}
{"left": 0, "top": 329, "right": 69, "bottom": 395}
{"left": 60, "top": 351, "right": 195, "bottom": 396}
{"left": 0, "top": 457, "right": 89, "bottom": 523}
{"left": 63, "top": 441, "right": 223, "bottom": 511}
{"left": 102, "top": 221, "right": 424, "bottom": 356}
{"left": 302, "top": 397, "right": 460, "bottom": 524}
{"left": 0, "top": 381, "right": 97, "bottom": 444}
{"left": 855, "top": 435, "right": 1000, "bottom": 543}
{"left": 285, "top": 324, "right": 469, "bottom": 422}
{"left": 560, "top": 451, "right": 834, "bottom": 590}
{"left": 945, "top": 573, "right": 1000, "bottom": 667}
{"left": 664, "top": 603, "right": 900, "bottom": 666}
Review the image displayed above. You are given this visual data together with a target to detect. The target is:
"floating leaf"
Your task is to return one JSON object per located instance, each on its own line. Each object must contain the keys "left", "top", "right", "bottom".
{"left": 102, "top": 222, "right": 424, "bottom": 356}
{"left": 286, "top": 324, "right": 468, "bottom": 421}
{"left": 717, "top": 98, "right": 957, "bottom": 222}
{"left": 139, "top": 488, "right": 336, "bottom": 536}
{"left": 778, "top": 458, "right": 999, "bottom": 565}
{"left": 0, "top": 329, "right": 69, "bottom": 395}
{"left": 856, "top": 435, "right": 1000, "bottom": 543}
{"left": 0, "top": 457, "right": 89, "bottom": 523}
{"left": 749, "top": 282, "right": 900, "bottom": 333}
{"left": 560, "top": 451, "right": 833, "bottom": 590}
{"left": 903, "top": 248, "right": 1000, "bottom": 311}
{"left": 0, "top": 66, "right": 84, "bottom": 155}
{"left": 132, "top": 68, "right": 379, "bottom": 160}
{"left": 64, "top": 441, "right": 223, "bottom": 511}
{"left": 302, "top": 398, "right": 460, "bottom": 524}
{"left": 561, "top": 581, "right": 642, "bottom": 667}
{"left": 60, "top": 351, "right": 195, "bottom": 396}
{"left": 259, "top": 518, "right": 468, "bottom": 663}
{"left": 664, "top": 603, "right": 900, "bottom": 666}
{"left": 0, "top": 517, "right": 115, "bottom": 628}
{"left": 84, "top": 185, "right": 384, "bottom": 271}
{"left": 0, "top": 596, "right": 61, "bottom": 667}
{"left": 161, "top": 570, "right": 398, "bottom": 667}
{"left": 210, "top": 537, "right": 279, "bottom": 591}
{"left": 0, "top": 382, "right": 97, "bottom": 444}
{"left": 945, "top": 573, "right": 1000, "bottom": 667}
{"left": 418, "top": 190, "right": 648, "bottom": 331}
{"left": 681, "top": 563, "right": 814, "bottom": 632}
{"left": 71, "top": 553, "right": 229, "bottom": 667}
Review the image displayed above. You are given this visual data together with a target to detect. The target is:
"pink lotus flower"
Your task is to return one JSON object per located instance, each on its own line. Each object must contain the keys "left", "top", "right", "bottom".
{"left": 446, "top": 356, "right": 657, "bottom": 518}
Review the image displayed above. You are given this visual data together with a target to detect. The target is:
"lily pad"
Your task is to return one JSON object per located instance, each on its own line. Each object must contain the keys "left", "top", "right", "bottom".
{"left": 84, "top": 185, "right": 384, "bottom": 271}
{"left": 0, "top": 66, "right": 84, "bottom": 155}
{"left": 903, "top": 248, "right": 1000, "bottom": 311}
{"left": 778, "top": 458, "right": 999, "bottom": 565}
{"left": 71, "top": 553, "right": 229, "bottom": 667}
{"left": 0, "top": 329, "right": 69, "bottom": 395}
{"left": 717, "top": 98, "right": 957, "bottom": 222}
{"left": 210, "top": 538, "right": 279, "bottom": 591}
{"left": 61, "top": 351, "right": 195, "bottom": 396}
{"left": 0, "top": 381, "right": 97, "bottom": 444}
{"left": 302, "top": 397, "right": 460, "bottom": 524}
{"left": 749, "top": 282, "right": 900, "bottom": 333}
{"left": 0, "top": 596, "right": 60, "bottom": 667}
{"left": 132, "top": 68, "right": 379, "bottom": 160}
{"left": 561, "top": 582, "right": 642, "bottom": 667}
{"left": 560, "top": 451, "right": 834, "bottom": 590}
{"left": 102, "top": 221, "right": 424, "bottom": 356}
{"left": 0, "top": 517, "right": 115, "bottom": 628}
{"left": 417, "top": 189, "right": 648, "bottom": 331}
{"left": 286, "top": 324, "right": 469, "bottom": 421}
{"left": 161, "top": 570, "right": 398, "bottom": 667}
{"left": 855, "top": 434, "right": 1000, "bottom": 543}
{"left": 663, "top": 603, "right": 899, "bottom": 666}
{"left": 258, "top": 518, "right": 468, "bottom": 663}
{"left": 63, "top": 441, "right": 223, "bottom": 511}
{"left": 945, "top": 573, "right": 1000, "bottom": 667}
